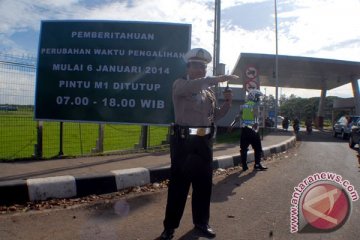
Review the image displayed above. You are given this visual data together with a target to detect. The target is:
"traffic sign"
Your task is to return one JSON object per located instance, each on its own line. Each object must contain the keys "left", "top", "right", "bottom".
{"left": 245, "top": 66, "right": 258, "bottom": 79}
{"left": 245, "top": 79, "right": 259, "bottom": 92}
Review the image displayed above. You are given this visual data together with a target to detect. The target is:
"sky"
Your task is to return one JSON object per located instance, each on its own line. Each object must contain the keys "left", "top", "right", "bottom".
{"left": 0, "top": 0, "right": 359, "bottom": 100}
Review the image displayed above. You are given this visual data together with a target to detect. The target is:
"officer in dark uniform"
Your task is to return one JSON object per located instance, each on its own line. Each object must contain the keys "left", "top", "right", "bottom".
{"left": 160, "top": 48, "right": 239, "bottom": 240}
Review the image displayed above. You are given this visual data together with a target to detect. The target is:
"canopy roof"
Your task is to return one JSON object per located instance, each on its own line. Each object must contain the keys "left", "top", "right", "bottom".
{"left": 232, "top": 53, "right": 360, "bottom": 90}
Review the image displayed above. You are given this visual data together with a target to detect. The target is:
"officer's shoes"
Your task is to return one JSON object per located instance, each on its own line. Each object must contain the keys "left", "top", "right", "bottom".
{"left": 194, "top": 224, "right": 216, "bottom": 238}
{"left": 242, "top": 164, "right": 249, "bottom": 171}
{"left": 160, "top": 228, "right": 174, "bottom": 240}
{"left": 254, "top": 164, "right": 268, "bottom": 171}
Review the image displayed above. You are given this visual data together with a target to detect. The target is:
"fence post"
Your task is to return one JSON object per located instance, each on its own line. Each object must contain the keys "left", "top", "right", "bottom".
{"left": 97, "top": 124, "right": 104, "bottom": 152}
{"left": 35, "top": 121, "right": 43, "bottom": 159}
{"left": 58, "top": 122, "right": 64, "bottom": 157}
{"left": 92, "top": 124, "right": 104, "bottom": 153}
{"left": 140, "top": 125, "right": 148, "bottom": 149}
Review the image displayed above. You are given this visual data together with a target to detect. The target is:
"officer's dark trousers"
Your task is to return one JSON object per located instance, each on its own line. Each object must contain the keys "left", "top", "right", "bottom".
{"left": 240, "top": 127, "right": 262, "bottom": 166}
{"left": 163, "top": 134, "right": 213, "bottom": 229}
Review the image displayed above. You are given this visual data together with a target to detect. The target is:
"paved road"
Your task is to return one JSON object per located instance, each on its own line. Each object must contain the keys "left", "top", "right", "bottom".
{"left": 1, "top": 131, "right": 359, "bottom": 240}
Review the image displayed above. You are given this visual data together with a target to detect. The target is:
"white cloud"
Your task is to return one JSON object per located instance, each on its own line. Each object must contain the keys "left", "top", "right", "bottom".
{"left": 277, "top": 0, "right": 360, "bottom": 61}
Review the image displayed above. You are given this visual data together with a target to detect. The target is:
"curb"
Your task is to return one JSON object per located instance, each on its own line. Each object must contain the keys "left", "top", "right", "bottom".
{"left": 0, "top": 136, "right": 296, "bottom": 205}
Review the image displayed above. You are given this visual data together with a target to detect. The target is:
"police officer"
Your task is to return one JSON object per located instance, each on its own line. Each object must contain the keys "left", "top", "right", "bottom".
{"left": 160, "top": 48, "right": 239, "bottom": 240}
{"left": 229, "top": 89, "right": 268, "bottom": 171}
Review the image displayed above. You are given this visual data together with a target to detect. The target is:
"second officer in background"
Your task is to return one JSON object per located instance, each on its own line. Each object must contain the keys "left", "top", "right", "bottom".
{"left": 160, "top": 48, "right": 239, "bottom": 240}
{"left": 229, "top": 89, "right": 268, "bottom": 171}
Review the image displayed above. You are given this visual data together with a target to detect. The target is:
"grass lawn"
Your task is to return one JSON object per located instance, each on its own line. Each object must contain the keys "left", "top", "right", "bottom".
{"left": 1, "top": 108, "right": 275, "bottom": 161}
{"left": 0, "top": 109, "right": 168, "bottom": 160}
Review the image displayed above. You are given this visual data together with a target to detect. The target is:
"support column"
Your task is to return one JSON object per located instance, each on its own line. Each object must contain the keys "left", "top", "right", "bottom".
{"left": 351, "top": 78, "right": 360, "bottom": 115}
{"left": 316, "top": 88, "right": 327, "bottom": 129}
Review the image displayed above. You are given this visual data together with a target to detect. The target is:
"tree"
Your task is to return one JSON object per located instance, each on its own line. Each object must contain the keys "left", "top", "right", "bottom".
{"left": 262, "top": 94, "right": 276, "bottom": 112}
{"left": 279, "top": 95, "right": 337, "bottom": 122}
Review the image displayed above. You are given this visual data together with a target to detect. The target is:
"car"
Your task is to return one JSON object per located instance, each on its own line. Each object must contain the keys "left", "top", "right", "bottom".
{"left": 271, "top": 116, "right": 284, "bottom": 125}
{"left": 349, "top": 119, "right": 360, "bottom": 148}
{"left": 333, "top": 115, "right": 360, "bottom": 140}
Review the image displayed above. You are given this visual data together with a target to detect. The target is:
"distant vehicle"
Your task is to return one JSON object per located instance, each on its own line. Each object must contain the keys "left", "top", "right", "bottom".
{"left": 306, "top": 125, "right": 312, "bottom": 134}
{"left": 349, "top": 119, "right": 360, "bottom": 148}
{"left": 265, "top": 117, "right": 274, "bottom": 127}
{"left": 282, "top": 117, "right": 290, "bottom": 131}
{"left": 293, "top": 123, "right": 300, "bottom": 134}
{"left": 333, "top": 115, "right": 360, "bottom": 140}
{"left": 277, "top": 116, "right": 284, "bottom": 123}
{"left": 305, "top": 118, "right": 312, "bottom": 134}
{"left": 270, "top": 116, "right": 284, "bottom": 125}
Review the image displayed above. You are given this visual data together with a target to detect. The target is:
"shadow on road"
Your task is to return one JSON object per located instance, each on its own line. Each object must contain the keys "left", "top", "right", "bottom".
{"left": 211, "top": 169, "right": 258, "bottom": 203}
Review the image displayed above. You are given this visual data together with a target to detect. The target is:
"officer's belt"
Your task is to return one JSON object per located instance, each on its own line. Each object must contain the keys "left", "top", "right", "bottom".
{"left": 188, "top": 127, "right": 211, "bottom": 136}
{"left": 172, "top": 125, "right": 213, "bottom": 137}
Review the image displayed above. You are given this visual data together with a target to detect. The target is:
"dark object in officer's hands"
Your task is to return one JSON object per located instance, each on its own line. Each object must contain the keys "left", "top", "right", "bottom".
{"left": 223, "top": 82, "right": 232, "bottom": 92}
{"left": 223, "top": 82, "right": 232, "bottom": 102}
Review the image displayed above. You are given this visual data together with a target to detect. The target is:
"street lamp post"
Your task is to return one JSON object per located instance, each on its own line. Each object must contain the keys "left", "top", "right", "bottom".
{"left": 274, "top": 0, "right": 279, "bottom": 128}
{"left": 213, "top": 0, "right": 221, "bottom": 77}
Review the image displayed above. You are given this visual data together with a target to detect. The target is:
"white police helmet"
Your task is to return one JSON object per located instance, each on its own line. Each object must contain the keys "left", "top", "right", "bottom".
{"left": 248, "top": 89, "right": 263, "bottom": 102}
{"left": 183, "top": 48, "right": 212, "bottom": 64}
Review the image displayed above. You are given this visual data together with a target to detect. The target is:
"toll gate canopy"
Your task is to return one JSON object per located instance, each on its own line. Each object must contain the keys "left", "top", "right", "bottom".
{"left": 232, "top": 53, "right": 360, "bottom": 91}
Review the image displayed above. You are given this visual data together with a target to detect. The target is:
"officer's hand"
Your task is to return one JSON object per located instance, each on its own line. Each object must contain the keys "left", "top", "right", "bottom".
{"left": 227, "top": 126, "right": 233, "bottom": 133}
{"left": 218, "top": 75, "right": 240, "bottom": 83}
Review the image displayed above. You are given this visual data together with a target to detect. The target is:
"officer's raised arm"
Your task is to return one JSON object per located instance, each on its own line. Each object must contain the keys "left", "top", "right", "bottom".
{"left": 173, "top": 49, "right": 239, "bottom": 96}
